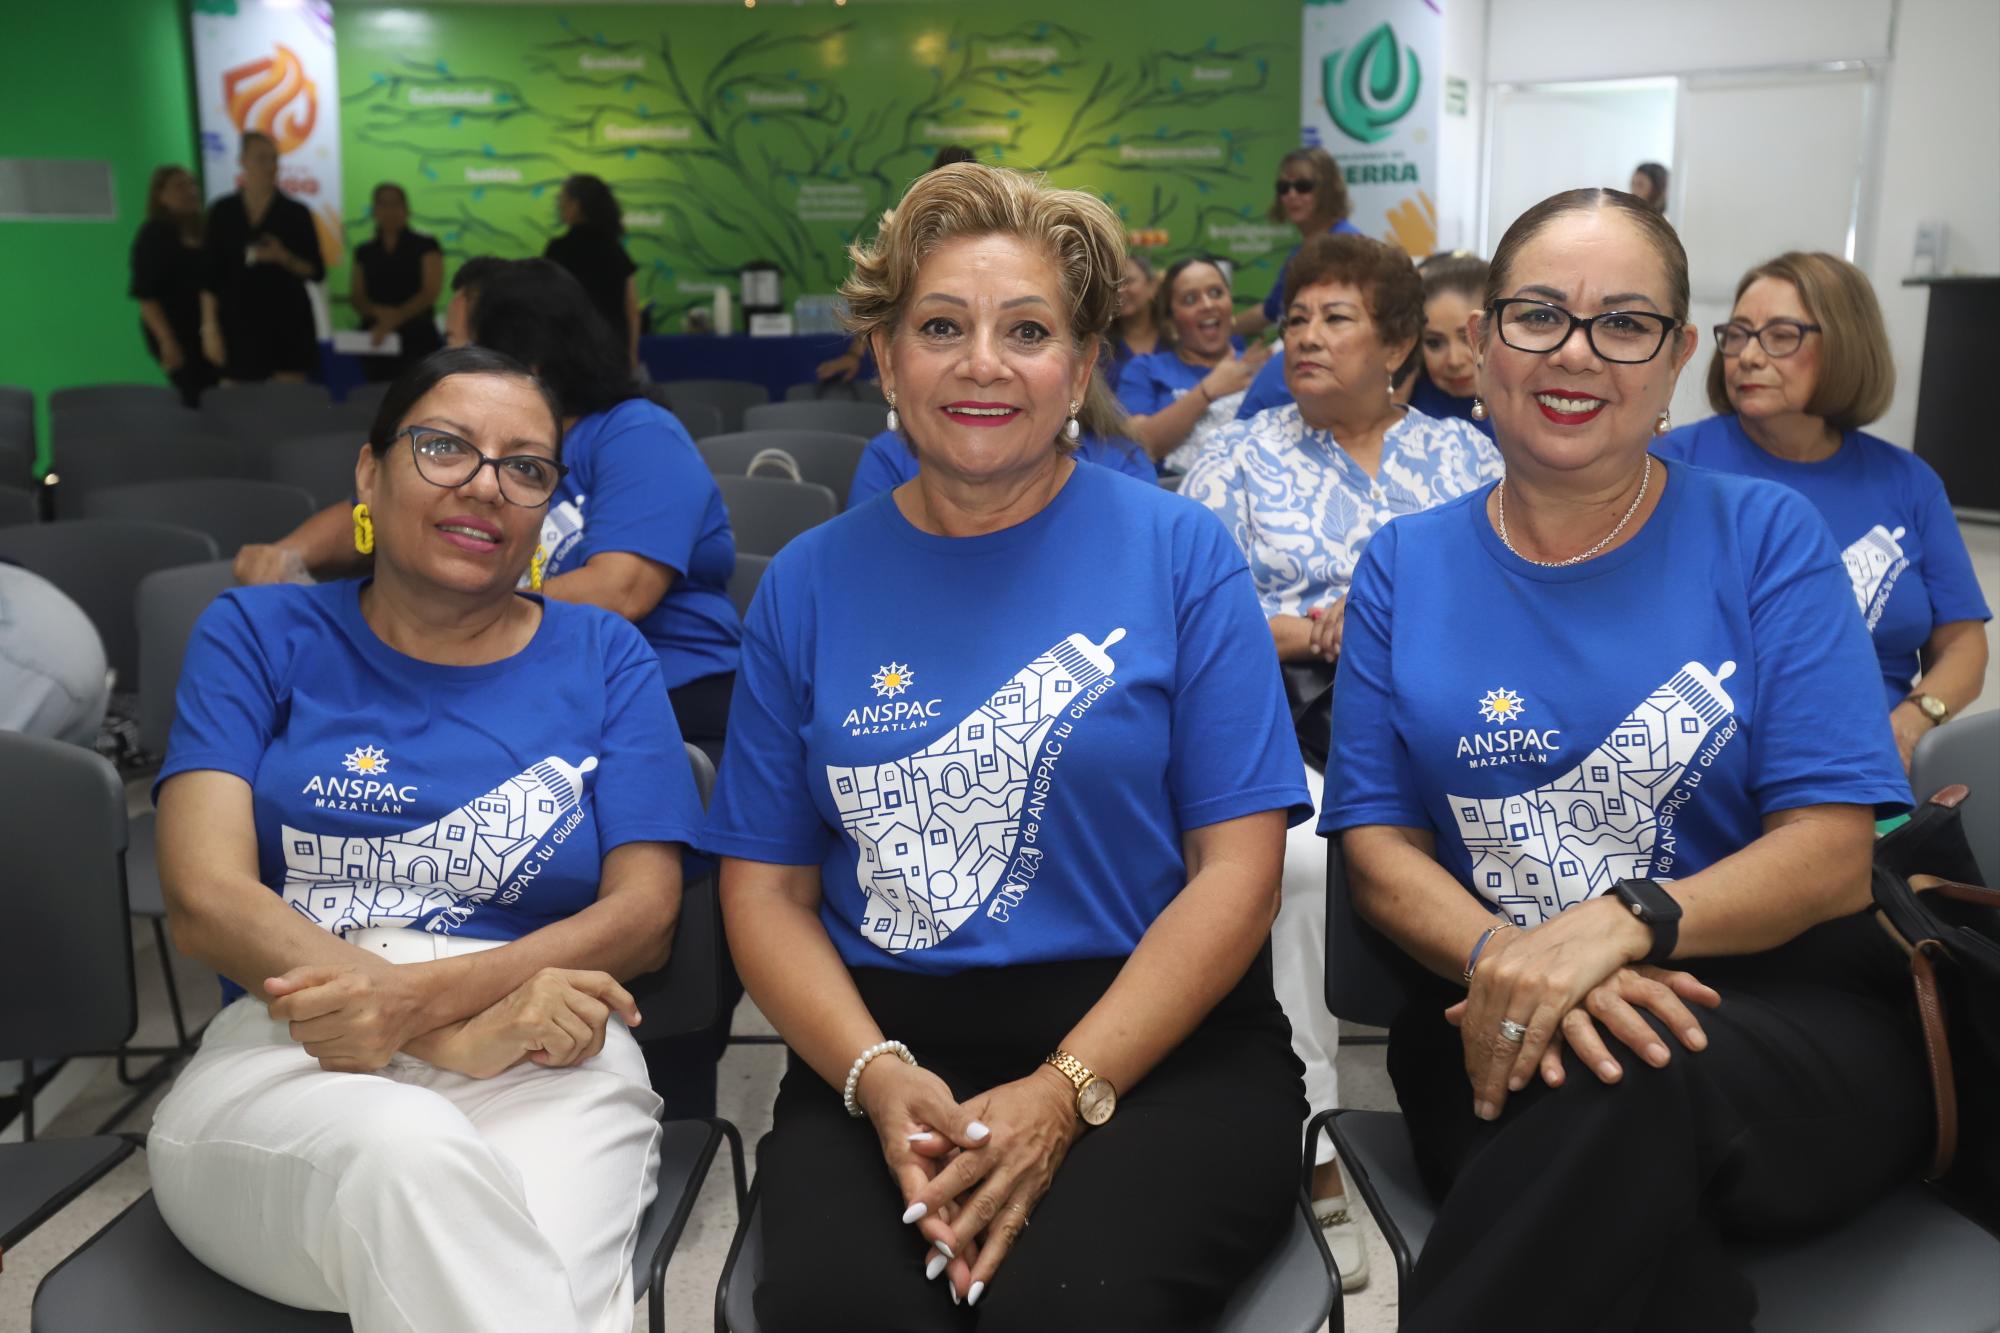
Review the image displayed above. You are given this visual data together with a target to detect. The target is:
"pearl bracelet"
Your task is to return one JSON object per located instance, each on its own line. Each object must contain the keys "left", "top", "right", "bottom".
{"left": 843, "top": 1039, "right": 916, "bottom": 1118}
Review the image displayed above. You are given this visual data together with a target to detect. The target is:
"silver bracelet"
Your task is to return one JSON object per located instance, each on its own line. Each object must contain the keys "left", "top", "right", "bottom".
{"left": 843, "top": 1039, "right": 916, "bottom": 1118}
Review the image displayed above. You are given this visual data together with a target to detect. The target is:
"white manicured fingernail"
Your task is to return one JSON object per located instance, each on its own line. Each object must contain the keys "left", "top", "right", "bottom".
{"left": 965, "top": 1121, "right": 989, "bottom": 1143}
{"left": 932, "top": 1238, "right": 954, "bottom": 1259}
{"left": 901, "top": 1202, "right": 927, "bottom": 1224}
{"left": 926, "top": 1252, "right": 948, "bottom": 1281}
{"left": 968, "top": 1280, "right": 986, "bottom": 1306}
{"left": 949, "top": 1281, "right": 961, "bottom": 1306}
{"left": 905, "top": 1131, "right": 934, "bottom": 1142}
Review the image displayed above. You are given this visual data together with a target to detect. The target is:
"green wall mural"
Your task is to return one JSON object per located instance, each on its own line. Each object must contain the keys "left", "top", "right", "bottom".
{"left": 333, "top": 2, "right": 1302, "bottom": 329}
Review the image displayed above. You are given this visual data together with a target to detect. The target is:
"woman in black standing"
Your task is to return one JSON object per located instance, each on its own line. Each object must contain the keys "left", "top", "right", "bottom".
{"left": 199, "top": 130, "right": 324, "bottom": 384}
{"left": 350, "top": 183, "right": 444, "bottom": 381}
{"left": 130, "top": 165, "right": 217, "bottom": 406}
{"left": 543, "top": 174, "right": 639, "bottom": 372}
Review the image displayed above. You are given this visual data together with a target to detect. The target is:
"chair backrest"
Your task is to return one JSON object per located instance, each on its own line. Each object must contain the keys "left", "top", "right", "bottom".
{"left": 136, "top": 560, "right": 240, "bottom": 755}
{"left": 81, "top": 479, "right": 317, "bottom": 557}
{"left": 1, "top": 432, "right": 33, "bottom": 488}
{"left": 52, "top": 431, "right": 242, "bottom": 516}
{"left": 663, "top": 378, "right": 772, "bottom": 435}
{"left": 49, "top": 384, "right": 182, "bottom": 417}
{"left": 199, "top": 381, "right": 331, "bottom": 420}
{"left": 784, "top": 378, "right": 885, "bottom": 404}
{"left": 51, "top": 407, "right": 225, "bottom": 458}
{"left": 1324, "top": 827, "right": 1430, "bottom": 1029}
{"left": 743, "top": 399, "right": 889, "bottom": 440}
{"left": 712, "top": 474, "right": 838, "bottom": 556}
{"left": 1912, "top": 709, "right": 2000, "bottom": 886}
{"left": 0, "top": 484, "right": 34, "bottom": 527}
{"left": 640, "top": 384, "right": 725, "bottom": 442}
{"left": 0, "top": 732, "right": 135, "bottom": 1060}
{"left": 728, "top": 553, "right": 770, "bottom": 617}
{"left": 630, "top": 744, "right": 722, "bottom": 1041}
{"left": 258, "top": 432, "right": 366, "bottom": 508}
{"left": 202, "top": 383, "right": 342, "bottom": 449}
{"left": 0, "top": 520, "right": 220, "bottom": 690}
{"left": 338, "top": 380, "right": 391, "bottom": 419}
{"left": 700, "top": 430, "right": 867, "bottom": 505}
{"left": 0, "top": 383, "right": 32, "bottom": 418}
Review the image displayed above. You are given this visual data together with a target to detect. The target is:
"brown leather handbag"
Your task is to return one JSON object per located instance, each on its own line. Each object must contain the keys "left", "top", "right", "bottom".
{"left": 1871, "top": 786, "right": 2000, "bottom": 1227}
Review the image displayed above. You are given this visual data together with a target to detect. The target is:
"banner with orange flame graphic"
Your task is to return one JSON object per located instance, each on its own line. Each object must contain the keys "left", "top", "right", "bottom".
{"left": 225, "top": 45, "right": 319, "bottom": 155}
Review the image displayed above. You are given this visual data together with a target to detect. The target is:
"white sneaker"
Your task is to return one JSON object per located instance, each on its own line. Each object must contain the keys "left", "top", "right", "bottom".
{"left": 1313, "top": 1194, "right": 1371, "bottom": 1292}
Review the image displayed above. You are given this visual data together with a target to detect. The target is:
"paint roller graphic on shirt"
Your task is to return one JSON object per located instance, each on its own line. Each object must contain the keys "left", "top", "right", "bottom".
{"left": 826, "top": 629, "right": 1125, "bottom": 955}
{"left": 1448, "top": 661, "right": 1737, "bottom": 926}
{"left": 280, "top": 755, "right": 597, "bottom": 936}
{"left": 1841, "top": 524, "right": 1908, "bottom": 630}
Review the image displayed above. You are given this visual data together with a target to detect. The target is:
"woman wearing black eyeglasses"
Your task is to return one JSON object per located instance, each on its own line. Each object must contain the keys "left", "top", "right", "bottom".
{"left": 1657, "top": 251, "right": 1988, "bottom": 771}
{"left": 1324, "top": 191, "right": 1922, "bottom": 1332}
{"left": 1234, "top": 147, "right": 1364, "bottom": 339}
{"left": 147, "top": 345, "right": 704, "bottom": 1331}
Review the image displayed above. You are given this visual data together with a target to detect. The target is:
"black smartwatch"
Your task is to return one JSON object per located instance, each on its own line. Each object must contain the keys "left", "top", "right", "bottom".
{"left": 1610, "top": 878, "right": 1682, "bottom": 966}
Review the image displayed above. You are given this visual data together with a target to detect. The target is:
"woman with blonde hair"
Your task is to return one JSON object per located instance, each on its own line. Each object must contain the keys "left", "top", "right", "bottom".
{"left": 1657, "top": 250, "right": 1988, "bottom": 768}
{"left": 707, "top": 162, "right": 1311, "bottom": 1329}
{"left": 1235, "top": 146, "right": 1364, "bottom": 338}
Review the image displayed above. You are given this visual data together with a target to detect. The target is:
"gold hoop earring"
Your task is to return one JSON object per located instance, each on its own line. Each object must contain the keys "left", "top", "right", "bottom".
{"left": 528, "top": 544, "right": 548, "bottom": 592}
{"left": 352, "top": 502, "right": 374, "bottom": 555}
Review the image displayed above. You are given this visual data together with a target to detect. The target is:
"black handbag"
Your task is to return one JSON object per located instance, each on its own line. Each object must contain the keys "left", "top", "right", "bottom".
{"left": 1870, "top": 785, "right": 2000, "bottom": 1227}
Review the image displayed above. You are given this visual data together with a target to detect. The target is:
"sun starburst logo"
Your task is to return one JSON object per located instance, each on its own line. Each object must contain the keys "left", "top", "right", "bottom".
{"left": 1477, "top": 689, "right": 1525, "bottom": 725}
{"left": 871, "top": 664, "right": 914, "bottom": 698}
{"left": 342, "top": 745, "right": 389, "bottom": 775}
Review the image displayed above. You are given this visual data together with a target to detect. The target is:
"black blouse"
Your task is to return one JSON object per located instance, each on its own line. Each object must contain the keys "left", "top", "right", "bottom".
{"left": 129, "top": 218, "right": 205, "bottom": 358}
{"left": 354, "top": 228, "right": 444, "bottom": 354}
{"left": 544, "top": 228, "right": 637, "bottom": 344}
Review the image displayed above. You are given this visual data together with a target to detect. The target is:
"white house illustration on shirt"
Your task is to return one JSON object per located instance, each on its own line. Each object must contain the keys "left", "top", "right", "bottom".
{"left": 1448, "top": 661, "right": 1737, "bottom": 924}
{"left": 280, "top": 755, "right": 597, "bottom": 936}
{"left": 1842, "top": 524, "right": 1908, "bottom": 631}
{"left": 826, "top": 629, "right": 1125, "bottom": 954}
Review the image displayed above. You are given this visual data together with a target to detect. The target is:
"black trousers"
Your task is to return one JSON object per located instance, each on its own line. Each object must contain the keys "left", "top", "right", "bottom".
{"left": 1388, "top": 915, "right": 1930, "bottom": 1333}
{"left": 668, "top": 668, "right": 734, "bottom": 768}
{"left": 752, "top": 954, "right": 1306, "bottom": 1333}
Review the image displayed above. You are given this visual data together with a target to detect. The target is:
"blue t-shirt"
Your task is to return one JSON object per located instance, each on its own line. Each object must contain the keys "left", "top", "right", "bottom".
{"left": 158, "top": 581, "right": 704, "bottom": 997}
{"left": 844, "top": 428, "right": 1158, "bottom": 509}
{"left": 1236, "top": 348, "right": 1292, "bottom": 421}
{"left": 1116, "top": 342, "right": 1250, "bottom": 472}
{"left": 538, "top": 397, "right": 742, "bottom": 691}
{"left": 1656, "top": 414, "right": 1990, "bottom": 708}
{"left": 705, "top": 462, "right": 1311, "bottom": 973}
{"left": 1409, "top": 378, "right": 1494, "bottom": 438}
{"left": 1321, "top": 462, "right": 1909, "bottom": 926}
{"left": 1260, "top": 218, "right": 1367, "bottom": 323}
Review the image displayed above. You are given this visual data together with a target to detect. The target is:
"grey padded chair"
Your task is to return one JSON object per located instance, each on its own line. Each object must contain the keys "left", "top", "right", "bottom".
{"left": 50, "top": 430, "right": 241, "bottom": 517}
{"left": 49, "top": 384, "right": 184, "bottom": 417}
{"left": 700, "top": 430, "right": 867, "bottom": 507}
{"left": 727, "top": 553, "right": 770, "bottom": 617}
{"left": 0, "top": 734, "right": 138, "bottom": 1264}
{"left": 34, "top": 744, "right": 745, "bottom": 1333}
{"left": 712, "top": 475, "right": 837, "bottom": 556}
{"left": 81, "top": 480, "right": 317, "bottom": 558}
{"left": 1314, "top": 842, "right": 2000, "bottom": 1330}
{"left": 715, "top": 1181, "right": 1338, "bottom": 1330}
{"left": 336, "top": 381, "right": 390, "bottom": 419}
{"left": 664, "top": 378, "right": 771, "bottom": 435}
{"left": 0, "top": 520, "right": 219, "bottom": 691}
{"left": 742, "top": 399, "right": 889, "bottom": 441}
{"left": 0, "top": 484, "right": 34, "bottom": 527}
{"left": 783, "top": 378, "right": 884, "bottom": 404}
{"left": 259, "top": 433, "right": 366, "bottom": 510}
{"left": 1912, "top": 709, "right": 2000, "bottom": 885}
{"left": 201, "top": 383, "right": 341, "bottom": 450}
{"left": 1, "top": 436, "right": 34, "bottom": 490}
{"left": 640, "top": 384, "right": 725, "bottom": 442}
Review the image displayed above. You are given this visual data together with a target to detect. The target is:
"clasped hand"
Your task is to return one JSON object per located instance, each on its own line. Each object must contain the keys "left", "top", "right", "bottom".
{"left": 1450, "top": 898, "right": 1721, "bottom": 1121}
{"left": 856, "top": 1057, "right": 1083, "bottom": 1305}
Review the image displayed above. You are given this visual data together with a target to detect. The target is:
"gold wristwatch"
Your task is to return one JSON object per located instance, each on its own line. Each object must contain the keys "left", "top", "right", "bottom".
{"left": 1909, "top": 693, "right": 1950, "bottom": 726}
{"left": 1044, "top": 1049, "right": 1117, "bottom": 1126}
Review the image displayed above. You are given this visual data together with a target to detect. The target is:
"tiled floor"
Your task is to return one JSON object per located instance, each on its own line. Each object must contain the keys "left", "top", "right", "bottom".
{"left": 4, "top": 521, "right": 1995, "bottom": 1333}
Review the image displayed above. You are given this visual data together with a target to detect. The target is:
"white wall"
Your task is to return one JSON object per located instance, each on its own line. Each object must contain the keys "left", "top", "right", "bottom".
{"left": 1434, "top": 0, "right": 1487, "bottom": 253}
{"left": 1862, "top": 0, "right": 2000, "bottom": 448}
{"left": 1484, "top": 0, "right": 1892, "bottom": 82}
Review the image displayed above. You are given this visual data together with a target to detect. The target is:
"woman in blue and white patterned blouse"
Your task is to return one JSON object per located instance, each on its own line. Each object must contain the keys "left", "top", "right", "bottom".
{"left": 1182, "top": 232, "right": 1499, "bottom": 1287}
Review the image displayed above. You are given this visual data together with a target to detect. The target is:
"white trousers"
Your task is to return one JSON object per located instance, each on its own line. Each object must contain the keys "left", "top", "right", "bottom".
{"left": 1276, "top": 766, "right": 1340, "bottom": 1165}
{"left": 149, "top": 986, "right": 662, "bottom": 1333}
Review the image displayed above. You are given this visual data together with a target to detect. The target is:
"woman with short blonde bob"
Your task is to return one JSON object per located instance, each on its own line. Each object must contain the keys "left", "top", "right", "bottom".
{"left": 1659, "top": 251, "right": 1988, "bottom": 767}
{"left": 707, "top": 163, "right": 1310, "bottom": 1330}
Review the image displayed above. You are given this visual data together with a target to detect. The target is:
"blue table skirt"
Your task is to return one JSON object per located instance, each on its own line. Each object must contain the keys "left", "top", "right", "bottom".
{"left": 318, "top": 334, "right": 869, "bottom": 404}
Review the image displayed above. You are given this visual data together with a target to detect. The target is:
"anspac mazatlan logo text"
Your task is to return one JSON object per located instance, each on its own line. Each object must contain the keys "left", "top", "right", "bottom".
{"left": 1458, "top": 688, "right": 1562, "bottom": 768}
{"left": 845, "top": 664, "right": 944, "bottom": 736}
{"left": 302, "top": 745, "right": 419, "bottom": 812}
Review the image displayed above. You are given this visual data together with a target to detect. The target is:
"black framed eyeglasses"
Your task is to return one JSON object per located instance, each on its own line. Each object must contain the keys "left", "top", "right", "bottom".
{"left": 1274, "top": 177, "right": 1317, "bottom": 195}
{"left": 1487, "top": 298, "right": 1680, "bottom": 365}
{"left": 1713, "top": 318, "right": 1821, "bottom": 358}
{"left": 400, "top": 426, "right": 567, "bottom": 507}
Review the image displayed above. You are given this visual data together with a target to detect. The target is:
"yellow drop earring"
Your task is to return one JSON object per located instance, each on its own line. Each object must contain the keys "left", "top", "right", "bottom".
{"left": 529, "top": 544, "right": 548, "bottom": 592}
{"left": 351, "top": 502, "right": 374, "bottom": 555}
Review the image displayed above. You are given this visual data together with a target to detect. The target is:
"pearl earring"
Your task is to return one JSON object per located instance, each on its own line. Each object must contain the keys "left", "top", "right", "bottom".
{"left": 1064, "top": 401, "right": 1081, "bottom": 442}
{"left": 1470, "top": 398, "right": 1488, "bottom": 421}
{"left": 885, "top": 391, "right": 899, "bottom": 434}
{"left": 1655, "top": 409, "right": 1672, "bottom": 435}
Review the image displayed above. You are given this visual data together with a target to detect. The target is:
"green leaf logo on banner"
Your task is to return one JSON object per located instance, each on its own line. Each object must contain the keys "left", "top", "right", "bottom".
{"left": 1324, "top": 22, "right": 1420, "bottom": 144}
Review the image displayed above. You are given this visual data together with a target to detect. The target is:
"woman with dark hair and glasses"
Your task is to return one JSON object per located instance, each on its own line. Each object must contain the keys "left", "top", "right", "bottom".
{"left": 1234, "top": 146, "right": 1364, "bottom": 339}
{"left": 1326, "top": 190, "right": 1920, "bottom": 1331}
{"left": 350, "top": 182, "right": 445, "bottom": 381}
{"left": 147, "top": 345, "right": 704, "bottom": 1332}
{"left": 545, "top": 173, "right": 641, "bottom": 370}
{"left": 1658, "top": 251, "right": 1987, "bottom": 769}
{"left": 130, "top": 164, "right": 217, "bottom": 405}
